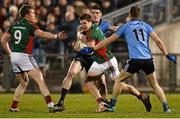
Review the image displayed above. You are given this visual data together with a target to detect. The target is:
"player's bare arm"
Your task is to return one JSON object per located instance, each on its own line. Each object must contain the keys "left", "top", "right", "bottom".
{"left": 1, "top": 32, "right": 12, "bottom": 55}
{"left": 94, "top": 33, "right": 118, "bottom": 51}
{"left": 150, "top": 32, "right": 168, "bottom": 56}
{"left": 35, "top": 29, "right": 67, "bottom": 40}
{"left": 109, "top": 25, "right": 118, "bottom": 32}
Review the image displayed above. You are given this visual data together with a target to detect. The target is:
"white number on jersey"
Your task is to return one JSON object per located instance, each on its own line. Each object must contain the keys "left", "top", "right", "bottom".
{"left": 14, "top": 30, "right": 22, "bottom": 44}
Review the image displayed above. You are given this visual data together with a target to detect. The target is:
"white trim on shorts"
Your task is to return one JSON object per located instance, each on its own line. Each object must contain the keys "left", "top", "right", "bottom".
{"left": 124, "top": 59, "right": 131, "bottom": 71}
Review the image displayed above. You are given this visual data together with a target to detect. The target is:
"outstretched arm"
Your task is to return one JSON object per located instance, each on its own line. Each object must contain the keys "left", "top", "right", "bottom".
{"left": 35, "top": 29, "right": 67, "bottom": 40}
{"left": 150, "top": 32, "right": 176, "bottom": 63}
{"left": 79, "top": 33, "right": 119, "bottom": 55}
{"left": 108, "top": 25, "right": 118, "bottom": 32}
{"left": 150, "top": 32, "right": 168, "bottom": 56}
{"left": 1, "top": 32, "right": 12, "bottom": 55}
{"left": 94, "top": 33, "right": 119, "bottom": 51}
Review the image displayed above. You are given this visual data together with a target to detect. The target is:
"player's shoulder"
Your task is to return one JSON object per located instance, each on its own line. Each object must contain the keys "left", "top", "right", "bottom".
{"left": 8, "top": 20, "right": 21, "bottom": 32}
{"left": 143, "top": 21, "right": 153, "bottom": 28}
{"left": 101, "top": 20, "right": 110, "bottom": 25}
{"left": 116, "top": 22, "right": 128, "bottom": 32}
{"left": 20, "top": 18, "right": 38, "bottom": 29}
{"left": 28, "top": 21, "right": 39, "bottom": 30}
{"left": 137, "top": 20, "right": 151, "bottom": 27}
{"left": 99, "top": 20, "right": 111, "bottom": 27}
{"left": 13, "top": 19, "right": 31, "bottom": 28}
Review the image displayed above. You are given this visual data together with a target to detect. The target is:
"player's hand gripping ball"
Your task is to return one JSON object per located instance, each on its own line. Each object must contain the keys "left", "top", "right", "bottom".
{"left": 74, "top": 40, "right": 87, "bottom": 51}
{"left": 74, "top": 33, "right": 87, "bottom": 51}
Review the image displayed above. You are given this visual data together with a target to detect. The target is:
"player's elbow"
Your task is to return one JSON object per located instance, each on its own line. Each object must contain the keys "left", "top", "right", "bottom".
{"left": 155, "top": 39, "right": 164, "bottom": 50}
{"left": 0, "top": 38, "right": 3, "bottom": 44}
{"left": 1, "top": 37, "right": 6, "bottom": 45}
{"left": 35, "top": 29, "right": 44, "bottom": 38}
{"left": 155, "top": 39, "right": 162, "bottom": 46}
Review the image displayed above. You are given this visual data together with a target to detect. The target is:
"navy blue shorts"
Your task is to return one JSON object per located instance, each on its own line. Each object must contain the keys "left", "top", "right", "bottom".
{"left": 123, "top": 58, "right": 155, "bottom": 75}
{"left": 74, "top": 53, "right": 94, "bottom": 72}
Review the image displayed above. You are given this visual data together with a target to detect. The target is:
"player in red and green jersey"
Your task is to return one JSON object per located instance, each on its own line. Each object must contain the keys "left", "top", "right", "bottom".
{"left": 76, "top": 14, "right": 118, "bottom": 112}
{"left": 1, "top": 5, "right": 67, "bottom": 112}
{"left": 54, "top": 15, "right": 114, "bottom": 112}
{"left": 8, "top": 18, "right": 38, "bottom": 54}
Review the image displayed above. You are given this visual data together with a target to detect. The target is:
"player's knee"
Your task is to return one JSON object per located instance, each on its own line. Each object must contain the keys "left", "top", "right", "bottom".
{"left": 126, "top": 85, "right": 134, "bottom": 91}
{"left": 110, "top": 75, "right": 119, "bottom": 81}
{"left": 115, "top": 77, "right": 123, "bottom": 82}
{"left": 20, "top": 80, "right": 29, "bottom": 88}
{"left": 32, "top": 72, "right": 44, "bottom": 83}
{"left": 115, "top": 79, "right": 124, "bottom": 87}
{"left": 67, "top": 71, "right": 76, "bottom": 79}
{"left": 151, "top": 82, "right": 160, "bottom": 89}
{"left": 38, "top": 73, "right": 44, "bottom": 80}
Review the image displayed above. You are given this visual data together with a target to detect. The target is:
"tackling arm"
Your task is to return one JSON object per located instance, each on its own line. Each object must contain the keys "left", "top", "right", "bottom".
{"left": 108, "top": 23, "right": 123, "bottom": 32}
{"left": 1, "top": 32, "right": 12, "bottom": 55}
{"left": 35, "top": 29, "right": 67, "bottom": 40}
{"left": 108, "top": 25, "right": 118, "bottom": 32}
{"left": 150, "top": 32, "right": 168, "bottom": 56}
{"left": 79, "top": 33, "right": 118, "bottom": 55}
{"left": 94, "top": 33, "right": 119, "bottom": 51}
{"left": 150, "top": 32, "right": 176, "bottom": 63}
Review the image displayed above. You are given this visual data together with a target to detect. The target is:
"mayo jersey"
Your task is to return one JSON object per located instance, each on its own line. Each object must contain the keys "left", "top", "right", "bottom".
{"left": 87, "top": 24, "right": 114, "bottom": 63}
{"left": 8, "top": 18, "right": 38, "bottom": 54}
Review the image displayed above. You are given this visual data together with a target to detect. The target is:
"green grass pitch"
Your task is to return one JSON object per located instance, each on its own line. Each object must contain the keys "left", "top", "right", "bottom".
{"left": 0, "top": 93, "right": 180, "bottom": 118}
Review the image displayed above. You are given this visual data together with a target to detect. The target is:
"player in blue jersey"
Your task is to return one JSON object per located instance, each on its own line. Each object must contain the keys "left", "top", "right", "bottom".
{"left": 80, "top": 6, "right": 176, "bottom": 112}
{"left": 86, "top": 5, "right": 151, "bottom": 112}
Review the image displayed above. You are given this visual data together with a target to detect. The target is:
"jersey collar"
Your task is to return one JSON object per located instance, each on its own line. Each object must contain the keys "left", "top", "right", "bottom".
{"left": 130, "top": 18, "right": 141, "bottom": 21}
{"left": 92, "top": 19, "right": 102, "bottom": 26}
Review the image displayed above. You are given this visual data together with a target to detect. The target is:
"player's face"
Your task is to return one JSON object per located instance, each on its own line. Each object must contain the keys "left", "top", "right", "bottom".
{"left": 91, "top": 9, "right": 102, "bottom": 23}
{"left": 27, "top": 9, "right": 38, "bottom": 23}
{"left": 80, "top": 20, "right": 92, "bottom": 32}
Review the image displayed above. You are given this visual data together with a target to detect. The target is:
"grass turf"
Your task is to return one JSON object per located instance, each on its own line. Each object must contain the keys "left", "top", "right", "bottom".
{"left": 0, "top": 93, "right": 180, "bottom": 118}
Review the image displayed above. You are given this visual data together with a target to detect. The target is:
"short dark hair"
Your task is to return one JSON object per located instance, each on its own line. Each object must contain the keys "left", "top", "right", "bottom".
{"left": 90, "top": 5, "right": 101, "bottom": 11}
{"left": 19, "top": 5, "right": 34, "bottom": 18}
{"left": 130, "top": 6, "right": 140, "bottom": 18}
{"left": 79, "top": 14, "right": 92, "bottom": 22}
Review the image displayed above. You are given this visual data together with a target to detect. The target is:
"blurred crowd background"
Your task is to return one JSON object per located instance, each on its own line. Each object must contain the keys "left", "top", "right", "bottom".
{"left": 0, "top": 0, "right": 139, "bottom": 56}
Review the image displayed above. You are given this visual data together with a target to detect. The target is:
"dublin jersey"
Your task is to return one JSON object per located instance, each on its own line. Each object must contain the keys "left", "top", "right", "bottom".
{"left": 87, "top": 24, "right": 114, "bottom": 64}
{"left": 115, "top": 19, "right": 153, "bottom": 59}
{"left": 8, "top": 18, "right": 38, "bottom": 54}
{"left": 98, "top": 20, "right": 111, "bottom": 37}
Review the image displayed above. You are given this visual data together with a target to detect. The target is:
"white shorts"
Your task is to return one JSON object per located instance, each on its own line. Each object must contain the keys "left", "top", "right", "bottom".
{"left": 88, "top": 57, "right": 120, "bottom": 79}
{"left": 10, "top": 52, "right": 39, "bottom": 73}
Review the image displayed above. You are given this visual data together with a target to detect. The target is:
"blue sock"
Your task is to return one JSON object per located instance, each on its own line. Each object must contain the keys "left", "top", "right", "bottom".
{"left": 110, "top": 98, "right": 116, "bottom": 107}
{"left": 162, "top": 102, "right": 170, "bottom": 111}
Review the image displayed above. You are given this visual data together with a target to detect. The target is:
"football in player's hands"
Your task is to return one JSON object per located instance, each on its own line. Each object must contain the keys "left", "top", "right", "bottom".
{"left": 74, "top": 40, "right": 87, "bottom": 51}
